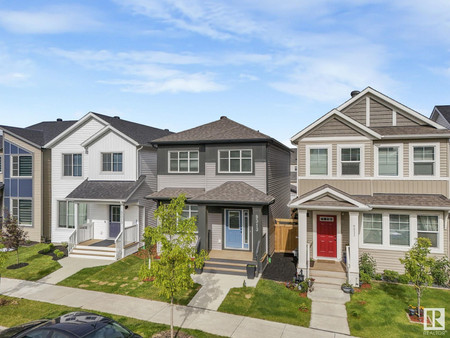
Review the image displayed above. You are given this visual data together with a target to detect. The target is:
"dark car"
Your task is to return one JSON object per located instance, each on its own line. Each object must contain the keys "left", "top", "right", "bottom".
{"left": 0, "top": 312, "right": 142, "bottom": 338}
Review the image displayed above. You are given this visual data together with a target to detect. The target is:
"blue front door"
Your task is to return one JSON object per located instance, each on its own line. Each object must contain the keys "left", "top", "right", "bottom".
{"left": 225, "top": 210, "right": 243, "bottom": 249}
{"left": 109, "top": 205, "right": 121, "bottom": 238}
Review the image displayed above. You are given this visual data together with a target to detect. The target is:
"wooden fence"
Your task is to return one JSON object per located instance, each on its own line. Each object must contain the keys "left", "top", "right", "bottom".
{"left": 274, "top": 218, "right": 298, "bottom": 253}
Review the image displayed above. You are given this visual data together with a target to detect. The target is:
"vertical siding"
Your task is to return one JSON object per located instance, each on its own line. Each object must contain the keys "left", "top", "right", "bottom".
{"left": 42, "top": 149, "right": 52, "bottom": 241}
{"left": 205, "top": 162, "right": 267, "bottom": 192}
{"left": 369, "top": 99, "right": 393, "bottom": 127}
{"left": 341, "top": 98, "right": 366, "bottom": 124}
{"left": 139, "top": 147, "right": 158, "bottom": 227}
{"left": 208, "top": 212, "right": 223, "bottom": 250}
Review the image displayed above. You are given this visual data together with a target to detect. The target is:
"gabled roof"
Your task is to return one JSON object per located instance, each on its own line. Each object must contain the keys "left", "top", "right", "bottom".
{"left": 431, "top": 105, "right": 450, "bottom": 129}
{"left": 434, "top": 105, "right": 450, "bottom": 121}
{"left": 66, "top": 176, "right": 146, "bottom": 202}
{"left": 152, "top": 116, "right": 289, "bottom": 150}
{"left": 370, "top": 126, "right": 450, "bottom": 137}
{"left": 0, "top": 135, "right": 3, "bottom": 151}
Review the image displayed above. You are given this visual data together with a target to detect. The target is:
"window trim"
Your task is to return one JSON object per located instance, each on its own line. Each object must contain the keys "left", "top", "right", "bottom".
{"left": 11, "top": 154, "right": 33, "bottom": 178}
{"left": 389, "top": 214, "right": 410, "bottom": 247}
{"left": 374, "top": 143, "right": 403, "bottom": 178}
{"left": 306, "top": 145, "right": 332, "bottom": 177}
{"left": 409, "top": 143, "right": 440, "bottom": 178}
{"left": 101, "top": 152, "right": 124, "bottom": 173}
{"left": 362, "top": 213, "right": 383, "bottom": 245}
{"left": 337, "top": 144, "right": 364, "bottom": 177}
{"left": 417, "top": 215, "right": 440, "bottom": 248}
{"left": 168, "top": 150, "right": 199, "bottom": 173}
{"left": 217, "top": 149, "right": 253, "bottom": 174}
{"left": 10, "top": 198, "right": 33, "bottom": 227}
{"left": 63, "top": 153, "right": 83, "bottom": 177}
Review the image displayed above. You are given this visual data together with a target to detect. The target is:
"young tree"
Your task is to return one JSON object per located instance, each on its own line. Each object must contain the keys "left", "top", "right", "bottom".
{"left": 146, "top": 194, "right": 208, "bottom": 338}
{"left": 400, "top": 237, "right": 434, "bottom": 318}
{"left": 1, "top": 215, "right": 28, "bottom": 265}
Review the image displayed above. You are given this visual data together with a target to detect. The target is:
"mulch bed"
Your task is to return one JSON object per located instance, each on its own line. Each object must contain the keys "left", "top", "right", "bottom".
{"left": 262, "top": 253, "right": 297, "bottom": 282}
{"left": 38, "top": 245, "right": 68, "bottom": 261}
{"left": 153, "top": 330, "right": 193, "bottom": 338}
{"left": 407, "top": 313, "right": 431, "bottom": 325}
{"left": 6, "top": 262, "right": 29, "bottom": 270}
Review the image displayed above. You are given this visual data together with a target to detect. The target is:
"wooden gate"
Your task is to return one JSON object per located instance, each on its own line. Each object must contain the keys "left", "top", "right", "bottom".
{"left": 274, "top": 218, "right": 298, "bottom": 253}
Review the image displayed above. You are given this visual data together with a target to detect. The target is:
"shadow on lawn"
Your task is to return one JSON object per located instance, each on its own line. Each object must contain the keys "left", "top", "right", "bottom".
{"left": 378, "top": 283, "right": 409, "bottom": 303}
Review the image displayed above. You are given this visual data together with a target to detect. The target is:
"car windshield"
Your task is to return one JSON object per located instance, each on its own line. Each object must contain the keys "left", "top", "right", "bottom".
{"left": 84, "top": 322, "right": 133, "bottom": 338}
{"left": 23, "top": 328, "right": 74, "bottom": 337}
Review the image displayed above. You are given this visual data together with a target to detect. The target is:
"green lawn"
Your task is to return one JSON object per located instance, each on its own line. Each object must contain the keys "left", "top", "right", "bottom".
{"left": 346, "top": 282, "right": 450, "bottom": 338}
{"left": 0, "top": 244, "right": 61, "bottom": 281}
{"left": 218, "top": 279, "right": 311, "bottom": 327}
{"left": 0, "top": 295, "right": 223, "bottom": 338}
{"left": 57, "top": 255, "right": 200, "bottom": 305}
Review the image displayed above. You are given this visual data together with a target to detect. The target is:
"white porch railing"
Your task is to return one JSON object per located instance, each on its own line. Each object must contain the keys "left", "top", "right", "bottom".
{"left": 77, "top": 222, "right": 94, "bottom": 244}
{"left": 124, "top": 223, "right": 139, "bottom": 247}
{"left": 306, "top": 241, "right": 311, "bottom": 279}
{"left": 115, "top": 231, "right": 124, "bottom": 260}
{"left": 346, "top": 245, "right": 350, "bottom": 283}
{"left": 68, "top": 229, "right": 77, "bottom": 254}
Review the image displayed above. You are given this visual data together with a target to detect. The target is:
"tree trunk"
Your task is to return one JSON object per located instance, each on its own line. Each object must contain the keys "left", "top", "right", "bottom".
{"left": 16, "top": 248, "right": 19, "bottom": 265}
{"left": 171, "top": 296, "right": 174, "bottom": 338}
{"left": 417, "top": 288, "right": 421, "bottom": 318}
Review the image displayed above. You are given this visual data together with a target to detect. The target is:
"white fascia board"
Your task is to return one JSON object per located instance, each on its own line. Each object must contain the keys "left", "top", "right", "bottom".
{"left": 81, "top": 125, "right": 139, "bottom": 149}
{"left": 338, "top": 87, "right": 445, "bottom": 129}
{"left": 381, "top": 134, "right": 450, "bottom": 140}
{"left": 289, "top": 187, "right": 369, "bottom": 209}
{"left": 291, "top": 205, "right": 372, "bottom": 211}
{"left": 44, "top": 112, "right": 105, "bottom": 148}
{"left": 290, "top": 109, "right": 381, "bottom": 143}
{"left": 369, "top": 204, "right": 450, "bottom": 211}
{"left": 65, "top": 198, "right": 126, "bottom": 203}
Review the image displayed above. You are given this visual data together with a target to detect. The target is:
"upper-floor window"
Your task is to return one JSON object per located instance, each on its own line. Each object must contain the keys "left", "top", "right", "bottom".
{"left": 63, "top": 154, "right": 82, "bottom": 177}
{"left": 102, "top": 153, "right": 123, "bottom": 172}
{"left": 378, "top": 146, "right": 398, "bottom": 176}
{"left": 417, "top": 215, "right": 439, "bottom": 248}
{"left": 413, "top": 146, "right": 435, "bottom": 176}
{"left": 12, "top": 155, "right": 32, "bottom": 177}
{"left": 218, "top": 150, "right": 252, "bottom": 173}
{"left": 340, "top": 147, "right": 361, "bottom": 176}
{"left": 309, "top": 148, "right": 328, "bottom": 175}
{"left": 169, "top": 151, "right": 199, "bottom": 173}
{"left": 11, "top": 198, "right": 32, "bottom": 226}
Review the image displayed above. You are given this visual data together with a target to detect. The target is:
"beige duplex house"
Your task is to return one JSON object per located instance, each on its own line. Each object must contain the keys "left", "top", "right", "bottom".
{"left": 289, "top": 87, "right": 450, "bottom": 286}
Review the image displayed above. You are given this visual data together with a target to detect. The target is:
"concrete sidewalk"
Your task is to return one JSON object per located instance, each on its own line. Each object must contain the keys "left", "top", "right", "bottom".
{"left": 0, "top": 278, "right": 353, "bottom": 338}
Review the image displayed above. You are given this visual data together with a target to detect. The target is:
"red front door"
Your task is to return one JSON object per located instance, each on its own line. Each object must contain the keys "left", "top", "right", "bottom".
{"left": 317, "top": 215, "right": 337, "bottom": 257}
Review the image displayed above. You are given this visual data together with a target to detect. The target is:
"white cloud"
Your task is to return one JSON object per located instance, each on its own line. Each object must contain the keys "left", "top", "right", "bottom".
{"left": 0, "top": 5, "right": 101, "bottom": 34}
{"left": 0, "top": 47, "right": 33, "bottom": 86}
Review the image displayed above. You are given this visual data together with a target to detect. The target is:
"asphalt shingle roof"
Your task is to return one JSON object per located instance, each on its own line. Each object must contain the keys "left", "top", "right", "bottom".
{"left": 66, "top": 176, "right": 146, "bottom": 201}
{"left": 147, "top": 188, "right": 205, "bottom": 200}
{"left": 370, "top": 125, "right": 450, "bottom": 136}
{"left": 435, "top": 105, "right": 450, "bottom": 123}
{"left": 27, "top": 120, "right": 77, "bottom": 144}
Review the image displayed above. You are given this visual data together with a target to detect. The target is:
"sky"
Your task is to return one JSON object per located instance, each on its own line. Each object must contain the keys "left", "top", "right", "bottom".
{"left": 0, "top": 0, "right": 450, "bottom": 146}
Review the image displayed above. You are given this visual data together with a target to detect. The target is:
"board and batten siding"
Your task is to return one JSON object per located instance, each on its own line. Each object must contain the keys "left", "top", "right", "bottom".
{"left": 208, "top": 212, "right": 223, "bottom": 251}
{"left": 87, "top": 130, "right": 137, "bottom": 181}
{"left": 205, "top": 162, "right": 267, "bottom": 192}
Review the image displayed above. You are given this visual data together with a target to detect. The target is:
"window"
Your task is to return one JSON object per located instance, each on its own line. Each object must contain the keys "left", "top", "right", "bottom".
{"left": 59, "top": 201, "right": 87, "bottom": 228}
{"left": 389, "top": 215, "right": 410, "bottom": 246}
{"left": 413, "top": 146, "right": 435, "bottom": 176}
{"left": 228, "top": 211, "right": 241, "bottom": 229}
{"left": 378, "top": 147, "right": 398, "bottom": 176}
{"left": 102, "top": 153, "right": 122, "bottom": 172}
{"left": 340, "top": 148, "right": 361, "bottom": 175}
{"left": 169, "top": 151, "right": 199, "bottom": 173}
{"left": 309, "top": 148, "right": 328, "bottom": 175}
{"left": 12, "top": 155, "right": 32, "bottom": 177}
{"left": 63, "top": 154, "right": 82, "bottom": 177}
{"left": 11, "top": 199, "right": 32, "bottom": 226}
{"left": 181, "top": 205, "right": 198, "bottom": 224}
{"left": 219, "top": 150, "right": 252, "bottom": 173}
{"left": 363, "top": 214, "right": 382, "bottom": 244}
{"left": 417, "top": 215, "right": 439, "bottom": 247}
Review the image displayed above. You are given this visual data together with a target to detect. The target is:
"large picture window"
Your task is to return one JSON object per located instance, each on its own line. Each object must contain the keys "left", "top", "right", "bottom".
{"left": 389, "top": 214, "right": 410, "bottom": 246}
{"left": 309, "top": 148, "right": 328, "bottom": 175}
{"left": 102, "top": 153, "right": 122, "bottom": 172}
{"left": 363, "top": 214, "right": 382, "bottom": 244}
{"left": 341, "top": 147, "right": 361, "bottom": 175}
{"left": 378, "top": 147, "right": 398, "bottom": 176}
{"left": 63, "top": 154, "right": 82, "bottom": 177}
{"left": 169, "top": 151, "right": 199, "bottom": 173}
{"left": 417, "top": 215, "right": 438, "bottom": 247}
{"left": 11, "top": 198, "right": 32, "bottom": 226}
{"left": 218, "top": 150, "right": 252, "bottom": 173}
{"left": 12, "top": 155, "right": 32, "bottom": 177}
{"left": 413, "top": 146, "right": 435, "bottom": 176}
{"left": 59, "top": 201, "right": 88, "bottom": 228}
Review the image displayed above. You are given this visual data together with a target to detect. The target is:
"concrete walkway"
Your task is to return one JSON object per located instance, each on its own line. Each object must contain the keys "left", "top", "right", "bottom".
{"left": 0, "top": 278, "right": 353, "bottom": 338}
{"left": 189, "top": 272, "right": 259, "bottom": 310}
{"left": 38, "top": 257, "right": 113, "bottom": 284}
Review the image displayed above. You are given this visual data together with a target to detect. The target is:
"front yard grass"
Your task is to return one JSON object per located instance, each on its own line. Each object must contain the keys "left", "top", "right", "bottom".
{"left": 0, "top": 244, "right": 61, "bottom": 281}
{"left": 218, "top": 278, "right": 311, "bottom": 327}
{"left": 57, "top": 254, "right": 200, "bottom": 305}
{"left": 346, "top": 282, "right": 450, "bottom": 338}
{"left": 0, "top": 295, "right": 223, "bottom": 338}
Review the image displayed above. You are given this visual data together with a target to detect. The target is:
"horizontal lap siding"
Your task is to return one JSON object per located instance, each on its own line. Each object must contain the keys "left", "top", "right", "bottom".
{"left": 341, "top": 98, "right": 366, "bottom": 125}
{"left": 306, "top": 118, "right": 362, "bottom": 137}
{"left": 396, "top": 112, "right": 422, "bottom": 126}
{"left": 158, "top": 175, "right": 205, "bottom": 189}
{"left": 341, "top": 213, "right": 349, "bottom": 254}
{"left": 298, "top": 179, "right": 372, "bottom": 196}
{"left": 370, "top": 99, "right": 392, "bottom": 127}
{"left": 298, "top": 145, "right": 306, "bottom": 176}
{"left": 440, "top": 140, "right": 448, "bottom": 177}
{"left": 208, "top": 212, "right": 222, "bottom": 250}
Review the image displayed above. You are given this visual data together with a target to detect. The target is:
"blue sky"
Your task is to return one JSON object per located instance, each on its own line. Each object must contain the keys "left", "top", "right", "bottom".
{"left": 0, "top": 0, "right": 450, "bottom": 145}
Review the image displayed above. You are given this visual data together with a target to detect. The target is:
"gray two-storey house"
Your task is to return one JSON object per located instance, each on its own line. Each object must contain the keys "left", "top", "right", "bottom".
{"left": 149, "top": 116, "right": 291, "bottom": 274}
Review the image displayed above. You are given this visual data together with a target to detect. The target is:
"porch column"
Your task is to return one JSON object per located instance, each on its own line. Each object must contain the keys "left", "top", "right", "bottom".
{"left": 120, "top": 203, "right": 125, "bottom": 252}
{"left": 252, "top": 206, "right": 262, "bottom": 261}
{"left": 197, "top": 205, "right": 207, "bottom": 251}
{"left": 349, "top": 212, "right": 360, "bottom": 286}
{"left": 297, "top": 209, "right": 308, "bottom": 274}
{"left": 74, "top": 203, "right": 79, "bottom": 229}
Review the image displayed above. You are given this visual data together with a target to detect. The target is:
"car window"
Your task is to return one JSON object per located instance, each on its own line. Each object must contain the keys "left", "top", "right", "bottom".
{"left": 23, "top": 329, "right": 73, "bottom": 338}
{"left": 84, "top": 323, "right": 132, "bottom": 338}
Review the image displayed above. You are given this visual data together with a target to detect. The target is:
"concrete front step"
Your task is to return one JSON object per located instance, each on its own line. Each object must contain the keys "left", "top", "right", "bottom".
{"left": 69, "top": 253, "right": 116, "bottom": 260}
{"left": 312, "top": 275, "right": 346, "bottom": 286}
{"left": 310, "top": 269, "right": 346, "bottom": 279}
{"left": 202, "top": 267, "right": 247, "bottom": 276}
{"left": 71, "top": 249, "right": 116, "bottom": 257}
{"left": 75, "top": 245, "right": 115, "bottom": 252}
{"left": 308, "top": 288, "right": 350, "bottom": 303}
{"left": 208, "top": 257, "right": 254, "bottom": 265}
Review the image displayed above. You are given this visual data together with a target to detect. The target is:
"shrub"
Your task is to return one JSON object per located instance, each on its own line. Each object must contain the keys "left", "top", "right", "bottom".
{"left": 56, "top": 251, "right": 64, "bottom": 259}
{"left": 299, "top": 281, "right": 308, "bottom": 293}
{"left": 383, "top": 269, "right": 399, "bottom": 282}
{"left": 61, "top": 242, "right": 68, "bottom": 248}
{"left": 48, "top": 243, "right": 55, "bottom": 250}
{"left": 398, "top": 274, "right": 410, "bottom": 284}
{"left": 374, "top": 273, "right": 382, "bottom": 280}
{"left": 40, "top": 244, "right": 53, "bottom": 254}
{"left": 139, "top": 263, "right": 153, "bottom": 281}
{"left": 360, "top": 271, "right": 372, "bottom": 284}
{"left": 359, "top": 253, "right": 377, "bottom": 278}
{"left": 431, "top": 257, "right": 450, "bottom": 286}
